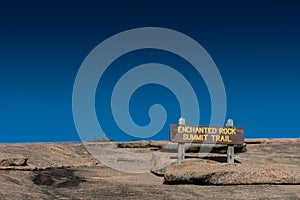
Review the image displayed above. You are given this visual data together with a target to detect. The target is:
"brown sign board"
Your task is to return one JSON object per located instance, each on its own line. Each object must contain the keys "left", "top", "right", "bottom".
{"left": 170, "top": 124, "right": 244, "bottom": 145}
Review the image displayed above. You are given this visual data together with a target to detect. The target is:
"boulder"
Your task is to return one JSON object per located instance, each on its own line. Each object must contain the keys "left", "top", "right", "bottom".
{"left": 150, "top": 151, "right": 177, "bottom": 176}
{"left": 164, "top": 160, "right": 300, "bottom": 185}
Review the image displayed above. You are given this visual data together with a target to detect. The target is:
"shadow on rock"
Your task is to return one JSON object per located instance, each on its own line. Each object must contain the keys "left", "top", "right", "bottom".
{"left": 33, "top": 168, "right": 85, "bottom": 188}
{"left": 185, "top": 155, "right": 241, "bottom": 163}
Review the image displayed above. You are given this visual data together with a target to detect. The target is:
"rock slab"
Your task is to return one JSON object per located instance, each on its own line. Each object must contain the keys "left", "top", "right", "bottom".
{"left": 0, "top": 154, "right": 27, "bottom": 166}
{"left": 164, "top": 161, "right": 300, "bottom": 185}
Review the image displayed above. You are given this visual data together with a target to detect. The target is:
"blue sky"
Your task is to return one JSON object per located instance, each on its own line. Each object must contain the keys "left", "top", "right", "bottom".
{"left": 0, "top": 0, "right": 299, "bottom": 142}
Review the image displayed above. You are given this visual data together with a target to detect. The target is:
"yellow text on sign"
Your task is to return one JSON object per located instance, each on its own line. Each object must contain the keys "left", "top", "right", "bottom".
{"left": 182, "top": 134, "right": 232, "bottom": 142}
{"left": 177, "top": 126, "right": 236, "bottom": 135}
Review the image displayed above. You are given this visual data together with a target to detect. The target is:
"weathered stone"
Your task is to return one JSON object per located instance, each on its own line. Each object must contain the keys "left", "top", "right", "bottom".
{"left": 116, "top": 140, "right": 151, "bottom": 148}
{"left": 116, "top": 141, "right": 248, "bottom": 154}
{"left": 0, "top": 154, "right": 27, "bottom": 166}
{"left": 150, "top": 152, "right": 176, "bottom": 176}
{"left": 164, "top": 161, "right": 300, "bottom": 185}
{"left": 185, "top": 143, "right": 247, "bottom": 154}
{"left": 0, "top": 143, "right": 99, "bottom": 170}
{"left": 149, "top": 140, "right": 169, "bottom": 148}
{"left": 116, "top": 140, "right": 172, "bottom": 149}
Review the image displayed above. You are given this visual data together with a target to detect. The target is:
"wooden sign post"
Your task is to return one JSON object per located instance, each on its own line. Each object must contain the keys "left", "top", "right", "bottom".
{"left": 226, "top": 119, "right": 235, "bottom": 164}
{"left": 170, "top": 118, "right": 244, "bottom": 164}
{"left": 178, "top": 118, "right": 185, "bottom": 163}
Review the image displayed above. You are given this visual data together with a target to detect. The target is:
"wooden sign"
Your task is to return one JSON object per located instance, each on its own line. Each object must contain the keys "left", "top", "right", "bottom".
{"left": 170, "top": 124, "right": 244, "bottom": 145}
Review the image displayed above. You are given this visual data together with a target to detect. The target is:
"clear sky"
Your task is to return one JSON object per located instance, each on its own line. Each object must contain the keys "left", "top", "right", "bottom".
{"left": 0, "top": 0, "right": 299, "bottom": 142}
